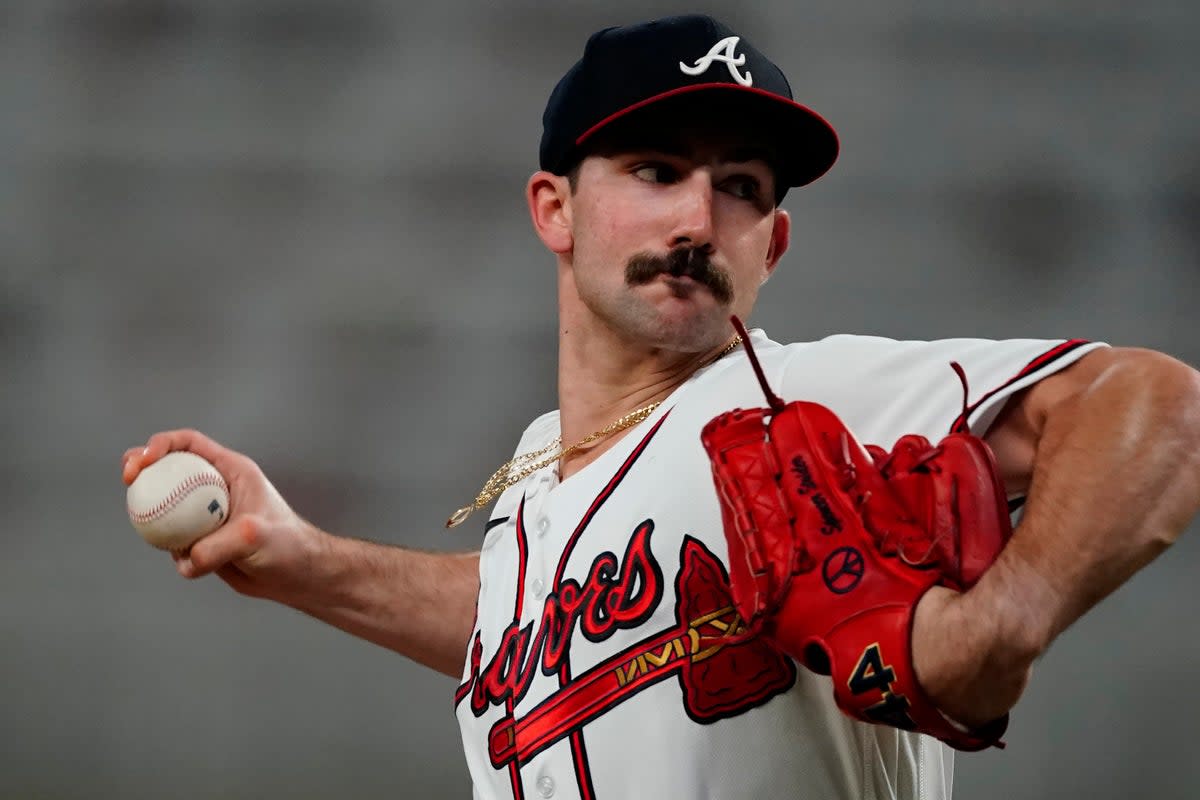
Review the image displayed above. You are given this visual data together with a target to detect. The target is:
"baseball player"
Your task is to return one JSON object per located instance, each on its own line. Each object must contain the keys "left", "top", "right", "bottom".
{"left": 122, "top": 14, "right": 1200, "bottom": 800}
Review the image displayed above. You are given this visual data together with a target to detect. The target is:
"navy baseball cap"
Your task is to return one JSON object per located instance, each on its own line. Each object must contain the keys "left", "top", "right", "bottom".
{"left": 539, "top": 14, "right": 839, "bottom": 198}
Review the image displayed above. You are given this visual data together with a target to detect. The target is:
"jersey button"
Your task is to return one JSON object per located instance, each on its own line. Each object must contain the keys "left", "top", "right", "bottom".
{"left": 535, "top": 775, "right": 555, "bottom": 798}
{"left": 531, "top": 578, "right": 545, "bottom": 599}
{"left": 537, "top": 516, "right": 550, "bottom": 536}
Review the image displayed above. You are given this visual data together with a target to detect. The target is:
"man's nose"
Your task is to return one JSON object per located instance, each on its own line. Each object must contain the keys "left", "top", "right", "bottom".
{"left": 669, "top": 173, "right": 716, "bottom": 251}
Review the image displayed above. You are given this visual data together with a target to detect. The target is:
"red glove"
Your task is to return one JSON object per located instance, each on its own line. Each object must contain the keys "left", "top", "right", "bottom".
{"left": 700, "top": 318, "right": 1012, "bottom": 750}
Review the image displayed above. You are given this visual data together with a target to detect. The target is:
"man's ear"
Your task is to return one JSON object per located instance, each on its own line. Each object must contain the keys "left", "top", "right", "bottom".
{"left": 527, "top": 170, "right": 573, "bottom": 254}
{"left": 764, "top": 207, "right": 790, "bottom": 281}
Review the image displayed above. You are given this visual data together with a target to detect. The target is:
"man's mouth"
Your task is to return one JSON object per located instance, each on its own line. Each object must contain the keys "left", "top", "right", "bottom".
{"left": 658, "top": 273, "right": 705, "bottom": 297}
{"left": 625, "top": 248, "right": 734, "bottom": 304}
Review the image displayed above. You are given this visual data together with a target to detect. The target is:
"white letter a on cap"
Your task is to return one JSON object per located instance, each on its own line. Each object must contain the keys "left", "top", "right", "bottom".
{"left": 679, "top": 36, "right": 752, "bottom": 87}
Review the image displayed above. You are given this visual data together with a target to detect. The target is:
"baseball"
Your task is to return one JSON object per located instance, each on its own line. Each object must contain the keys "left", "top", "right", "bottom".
{"left": 126, "top": 451, "right": 230, "bottom": 551}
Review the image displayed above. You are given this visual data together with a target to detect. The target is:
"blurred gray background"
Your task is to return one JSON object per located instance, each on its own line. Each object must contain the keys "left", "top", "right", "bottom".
{"left": 2, "top": 1, "right": 1198, "bottom": 798}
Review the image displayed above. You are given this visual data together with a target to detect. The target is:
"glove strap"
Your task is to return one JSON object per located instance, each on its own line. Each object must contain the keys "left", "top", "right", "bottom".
{"left": 820, "top": 598, "right": 1008, "bottom": 751}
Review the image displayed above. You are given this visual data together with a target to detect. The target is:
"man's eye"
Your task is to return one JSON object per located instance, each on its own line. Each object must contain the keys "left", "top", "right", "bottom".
{"left": 633, "top": 164, "right": 678, "bottom": 183}
{"left": 724, "top": 176, "right": 761, "bottom": 200}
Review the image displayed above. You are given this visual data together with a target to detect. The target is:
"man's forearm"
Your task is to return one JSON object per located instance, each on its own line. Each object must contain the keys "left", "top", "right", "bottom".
{"left": 916, "top": 351, "right": 1200, "bottom": 725}
{"left": 288, "top": 534, "right": 480, "bottom": 678}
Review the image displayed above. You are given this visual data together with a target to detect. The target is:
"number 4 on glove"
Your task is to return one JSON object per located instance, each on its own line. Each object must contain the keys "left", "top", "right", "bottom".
{"left": 700, "top": 316, "right": 1012, "bottom": 751}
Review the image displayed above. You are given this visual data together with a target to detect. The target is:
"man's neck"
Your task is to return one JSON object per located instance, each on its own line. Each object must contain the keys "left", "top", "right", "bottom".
{"left": 555, "top": 319, "right": 733, "bottom": 481}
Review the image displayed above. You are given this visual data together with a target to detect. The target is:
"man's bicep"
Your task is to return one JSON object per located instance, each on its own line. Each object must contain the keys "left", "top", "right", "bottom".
{"left": 984, "top": 346, "right": 1125, "bottom": 497}
{"left": 983, "top": 390, "right": 1039, "bottom": 498}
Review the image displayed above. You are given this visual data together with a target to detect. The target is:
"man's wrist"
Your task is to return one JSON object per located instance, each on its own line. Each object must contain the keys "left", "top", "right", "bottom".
{"left": 912, "top": 582, "right": 1038, "bottom": 728}
{"left": 278, "top": 523, "right": 351, "bottom": 612}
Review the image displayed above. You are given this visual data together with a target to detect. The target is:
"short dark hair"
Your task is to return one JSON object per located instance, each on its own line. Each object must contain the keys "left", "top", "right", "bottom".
{"left": 566, "top": 161, "right": 583, "bottom": 195}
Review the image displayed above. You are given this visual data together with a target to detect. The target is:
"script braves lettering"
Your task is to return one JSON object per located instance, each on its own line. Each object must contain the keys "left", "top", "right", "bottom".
{"left": 482, "top": 535, "right": 798, "bottom": 769}
{"left": 465, "top": 520, "right": 664, "bottom": 716}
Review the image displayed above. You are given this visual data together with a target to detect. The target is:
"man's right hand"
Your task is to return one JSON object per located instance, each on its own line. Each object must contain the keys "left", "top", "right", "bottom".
{"left": 121, "top": 429, "right": 327, "bottom": 604}
{"left": 122, "top": 428, "right": 481, "bottom": 677}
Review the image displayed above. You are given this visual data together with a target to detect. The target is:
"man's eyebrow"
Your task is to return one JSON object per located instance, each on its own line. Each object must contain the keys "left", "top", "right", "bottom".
{"left": 620, "top": 139, "right": 685, "bottom": 157}
{"left": 723, "top": 146, "right": 775, "bottom": 165}
{"left": 639, "top": 143, "right": 774, "bottom": 165}
{"left": 607, "top": 139, "right": 775, "bottom": 166}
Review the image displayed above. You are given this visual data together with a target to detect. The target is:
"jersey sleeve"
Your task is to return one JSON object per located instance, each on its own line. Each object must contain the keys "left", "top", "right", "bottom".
{"left": 778, "top": 334, "right": 1107, "bottom": 447}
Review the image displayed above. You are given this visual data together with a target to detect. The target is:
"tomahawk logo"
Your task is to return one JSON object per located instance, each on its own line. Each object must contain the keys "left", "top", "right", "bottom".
{"left": 679, "top": 36, "right": 752, "bottom": 87}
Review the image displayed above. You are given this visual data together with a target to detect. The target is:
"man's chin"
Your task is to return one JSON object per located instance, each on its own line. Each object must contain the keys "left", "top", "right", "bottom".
{"left": 617, "top": 299, "right": 732, "bottom": 353}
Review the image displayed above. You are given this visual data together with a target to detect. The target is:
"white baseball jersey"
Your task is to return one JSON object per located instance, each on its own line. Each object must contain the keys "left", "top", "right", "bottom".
{"left": 455, "top": 329, "right": 1103, "bottom": 800}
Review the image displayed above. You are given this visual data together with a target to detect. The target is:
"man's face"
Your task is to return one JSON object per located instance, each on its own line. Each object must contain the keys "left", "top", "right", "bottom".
{"left": 562, "top": 125, "right": 788, "bottom": 354}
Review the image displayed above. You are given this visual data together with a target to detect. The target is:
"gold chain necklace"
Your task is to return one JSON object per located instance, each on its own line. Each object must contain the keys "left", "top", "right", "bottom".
{"left": 446, "top": 335, "right": 743, "bottom": 528}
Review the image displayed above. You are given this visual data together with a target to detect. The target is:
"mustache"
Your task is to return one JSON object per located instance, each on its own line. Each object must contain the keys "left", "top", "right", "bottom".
{"left": 624, "top": 248, "right": 734, "bottom": 304}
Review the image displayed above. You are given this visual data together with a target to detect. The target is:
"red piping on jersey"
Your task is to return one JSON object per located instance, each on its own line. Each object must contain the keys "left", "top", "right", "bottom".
{"left": 466, "top": 412, "right": 669, "bottom": 795}
{"left": 551, "top": 411, "right": 672, "bottom": 800}
{"left": 569, "top": 730, "right": 597, "bottom": 800}
{"left": 506, "top": 497, "right": 530, "bottom": 800}
{"left": 949, "top": 339, "right": 1092, "bottom": 433}
{"left": 453, "top": 503, "right": 530, "bottom": 714}
{"left": 552, "top": 411, "right": 672, "bottom": 587}
{"left": 513, "top": 496, "right": 529, "bottom": 619}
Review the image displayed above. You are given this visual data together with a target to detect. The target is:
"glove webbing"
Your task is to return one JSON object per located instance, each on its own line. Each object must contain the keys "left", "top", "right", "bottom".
{"left": 708, "top": 406, "right": 811, "bottom": 642}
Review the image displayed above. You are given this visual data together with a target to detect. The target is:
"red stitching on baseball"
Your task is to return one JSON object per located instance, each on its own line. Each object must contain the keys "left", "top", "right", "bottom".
{"left": 128, "top": 472, "right": 229, "bottom": 524}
